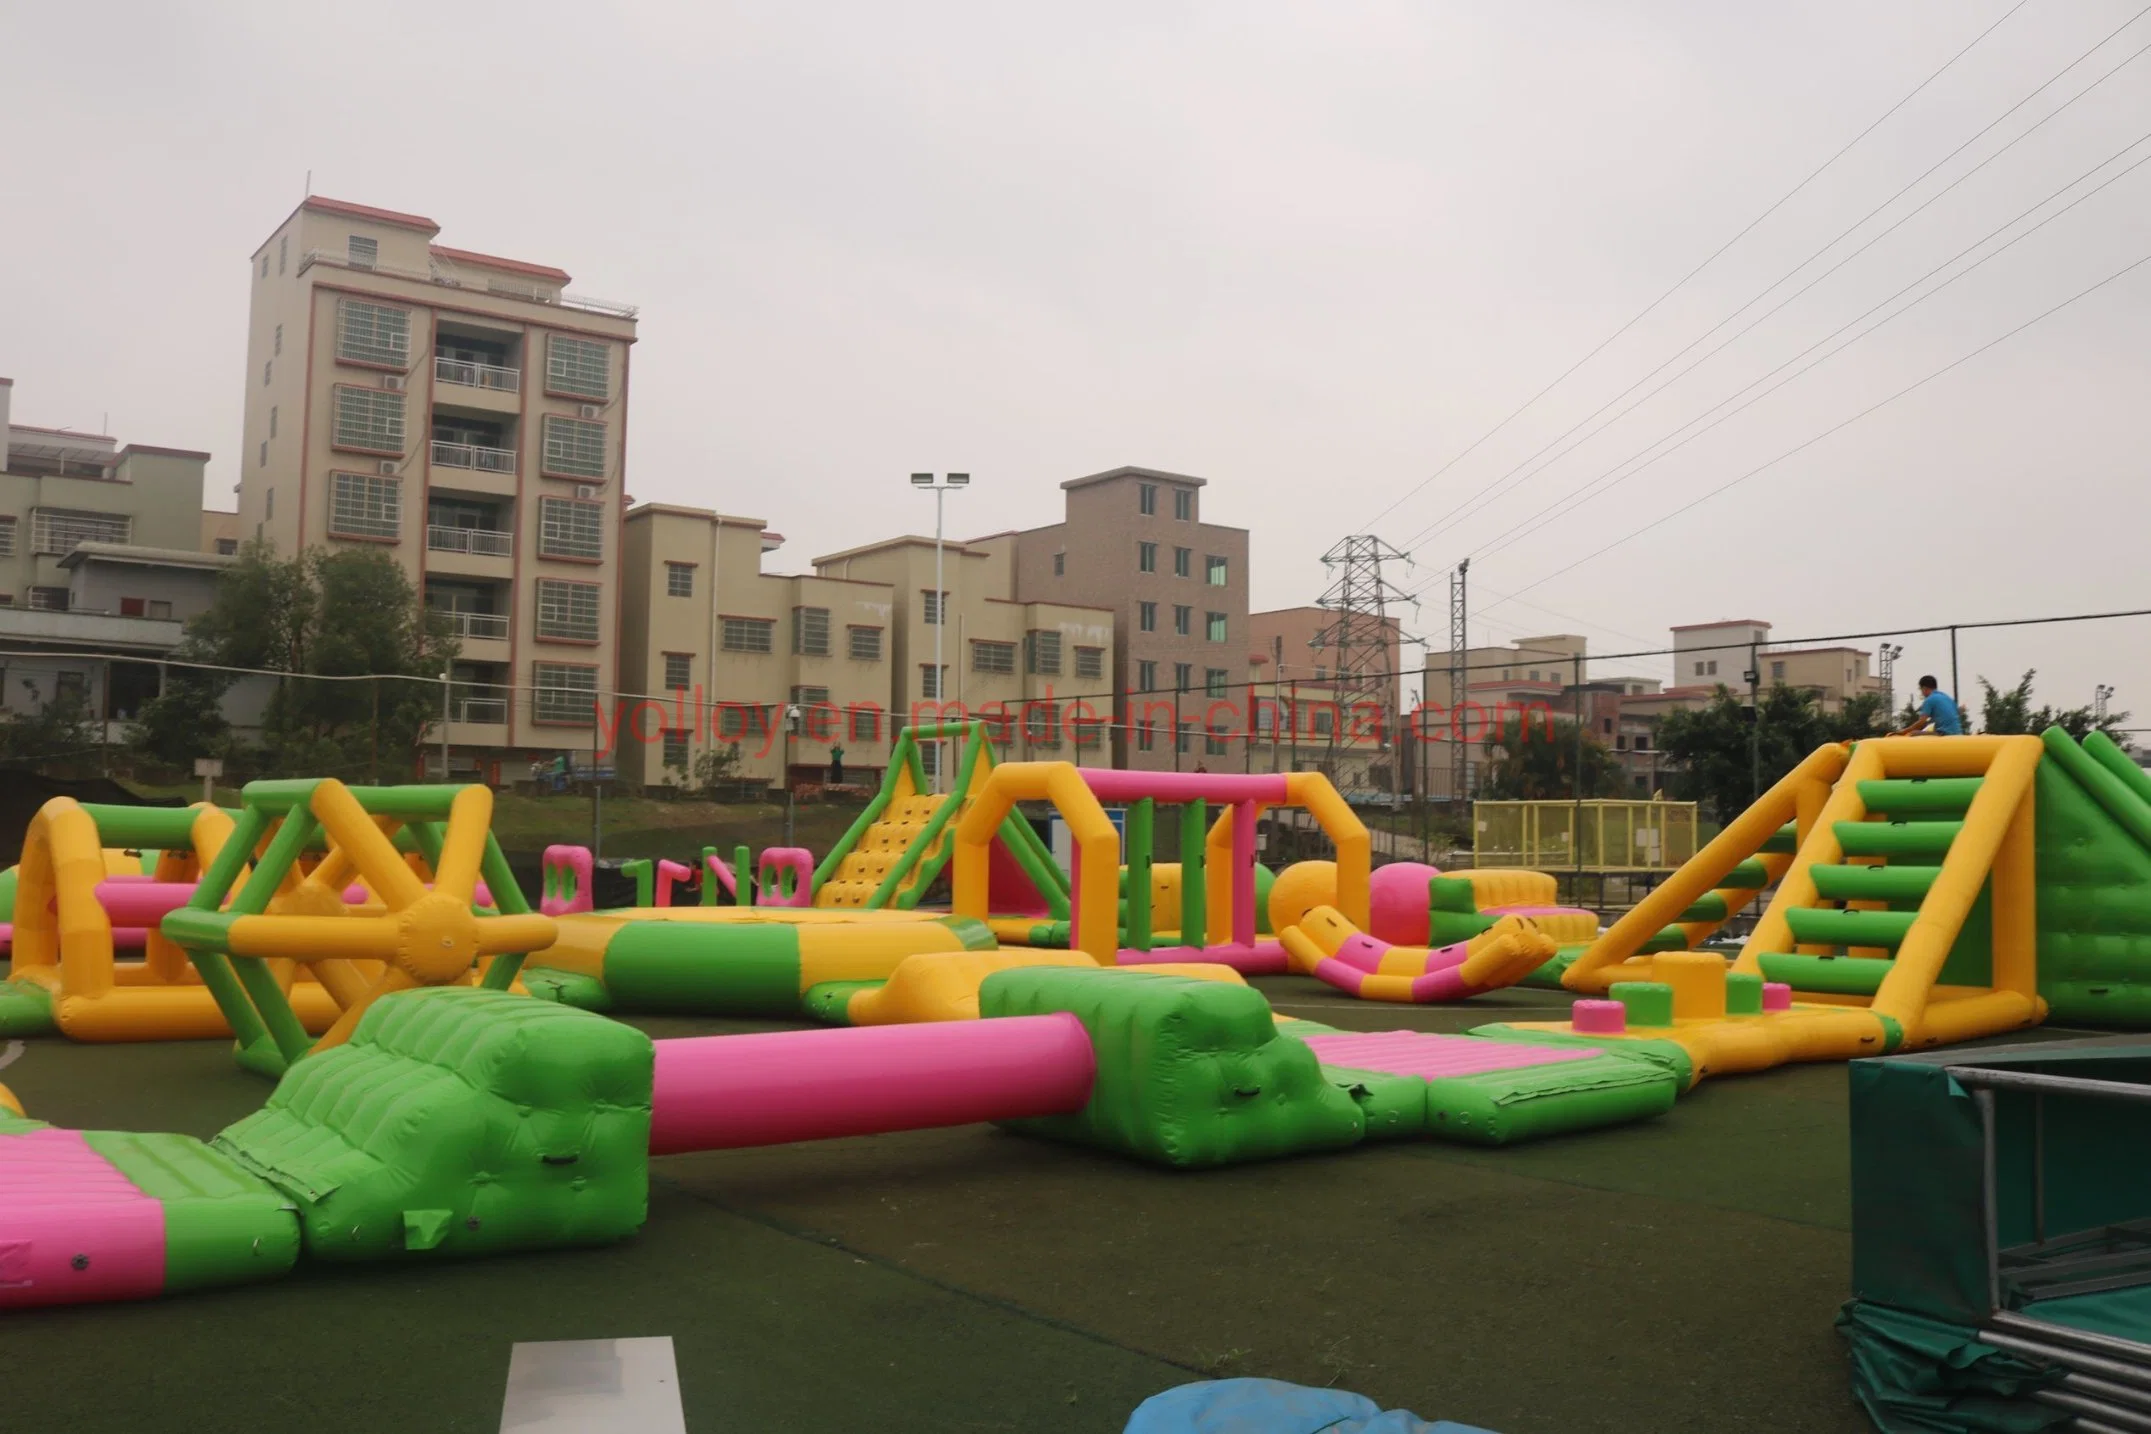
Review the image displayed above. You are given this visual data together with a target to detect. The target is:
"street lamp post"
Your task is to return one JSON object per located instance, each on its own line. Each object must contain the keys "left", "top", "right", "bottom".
{"left": 2096, "top": 685, "right": 2117, "bottom": 724}
{"left": 910, "top": 472, "right": 969, "bottom": 792}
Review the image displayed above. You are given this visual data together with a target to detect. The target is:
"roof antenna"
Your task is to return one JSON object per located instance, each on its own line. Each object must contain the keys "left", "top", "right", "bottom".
{"left": 304, "top": 169, "right": 312, "bottom": 196}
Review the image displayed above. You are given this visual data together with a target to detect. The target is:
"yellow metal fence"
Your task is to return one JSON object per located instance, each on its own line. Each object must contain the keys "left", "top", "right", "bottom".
{"left": 1473, "top": 799, "right": 1698, "bottom": 872}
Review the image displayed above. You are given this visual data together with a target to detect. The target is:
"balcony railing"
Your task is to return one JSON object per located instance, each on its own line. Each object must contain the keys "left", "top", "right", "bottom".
{"left": 434, "top": 356, "right": 521, "bottom": 393}
{"left": 427, "top": 525, "right": 514, "bottom": 557}
{"left": 433, "top": 610, "right": 509, "bottom": 641}
{"left": 297, "top": 249, "right": 639, "bottom": 319}
{"left": 430, "top": 440, "right": 517, "bottom": 474}
{"left": 449, "top": 695, "right": 508, "bottom": 724}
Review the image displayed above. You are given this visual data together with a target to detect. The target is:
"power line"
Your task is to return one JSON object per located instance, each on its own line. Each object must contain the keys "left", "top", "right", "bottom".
{"left": 1355, "top": 0, "right": 2031, "bottom": 533}
{"left": 1493, "top": 242, "right": 2151, "bottom": 606}
{"left": 1395, "top": 8, "right": 2151, "bottom": 557}
{"left": 1453, "top": 126, "right": 2151, "bottom": 572}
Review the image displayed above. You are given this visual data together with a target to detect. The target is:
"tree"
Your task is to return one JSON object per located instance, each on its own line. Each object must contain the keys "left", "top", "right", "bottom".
{"left": 1976, "top": 669, "right": 2132, "bottom": 748}
{"left": 132, "top": 540, "right": 455, "bottom": 778}
{"left": 0, "top": 674, "right": 98, "bottom": 769}
{"left": 1656, "top": 684, "right": 1890, "bottom": 824}
{"left": 1479, "top": 715, "right": 1619, "bottom": 799}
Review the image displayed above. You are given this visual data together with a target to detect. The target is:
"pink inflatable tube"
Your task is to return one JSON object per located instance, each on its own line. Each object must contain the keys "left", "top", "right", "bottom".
{"left": 648, "top": 1014, "right": 1097, "bottom": 1155}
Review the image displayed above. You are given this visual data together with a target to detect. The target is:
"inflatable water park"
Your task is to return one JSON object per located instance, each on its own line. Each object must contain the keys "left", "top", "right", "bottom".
{"left": 9, "top": 722, "right": 2151, "bottom": 1430}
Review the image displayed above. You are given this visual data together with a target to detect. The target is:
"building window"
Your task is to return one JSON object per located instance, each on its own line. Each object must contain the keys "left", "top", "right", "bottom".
{"left": 538, "top": 497, "right": 605, "bottom": 560}
{"left": 663, "top": 653, "right": 692, "bottom": 690}
{"left": 348, "top": 234, "right": 379, "bottom": 269}
{"left": 1173, "top": 488, "right": 1193, "bottom": 520}
{"left": 266, "top": 488, "right": 274, "bottom": 520}
{"left": 920, "top": 664, "right": 947, "bottom": 699}
{"left": 1026, "top": 630, "right": 1062, "bottom": 676}
{"left": 849, "top": 707, "right": 881, "bottom": 742}
{"left": 270, "top": 406, "right": 278, "bottom": 438}
{"left": 922, "top": 590, "right": 947, "bottom": 625}
{"left": 717, "top": 705, "right": 750, "bottom": 738}
{"left": 1075, "top": 646, "right": 1104, "bottom": 680}
{"left": 665, "top": 562, "right": 694, "bottom": 597}
{"left": 1315, "top": 665, "right": 1328, "bottom": 682}
{"left": 534, "top": 578, "right": 601, "bottom": 642}
{"left": 0, "top": 516, "right": 18, "bottom": 558}
{"left": 1206, "top": 612, "right": 1227, "bottom": 642}
{"left": 1771, "top": 660, "right": 1786, "bottom": 680}
{"left": 259, "top": 440, "right": 268, "bottom": 468}
{"left": 1173, "top": 547, "right": 1191, "bottom": 578}
{"left": 972, "top": 640, "right": 1016, "bottom": 675}
{"left": 721, "top": 616, "right": 775, "bottom": 653}
{"left": 1174, "top": 662, "right": 1192, "bottom": 692}
{"left": 28, "top": 586, "right": 70, "bottom": 611}
{"left": 541, "top": 415, "right": 606, "bottom": 479}
{"left": 1206, "top": 555, "right": 1227, "bottom": 585}
{"left": 1206, "top": 727, "right": 1228, "bottom": 756}
{"left": 662, "top": 730, "right": 689, "bottom": 769}
{"left": 1074, "top": 718, "right": 1103, "bottom": 748}
{"left": 328, "top": 472, "right": 401, "bottom": 540}
{"left": 278, "top": 234, "right": 288, "bottom": 274}
{"left": 332, "top": 385, "right": 405, "bottom": 454}
{"left": 216, "top": 537, "right": 238, "bottom": 555}
{"left": 1138, "top": 483, "right": 1157, "bottom": 516}
{"left": 547, "top": 336, "right": 611, "bottom": 399}
{"left": 274, "top": 324, "right": 282, "bottom": 356}
{"left": 264, "top": 361, "right": 272, "bottom": 388}
{"left": 31, "top": 508, "right": 131, "bottom": 555}
{"left": 918, "top": 742, "right": 941, "bottom": 779}
{"left": 790, "top": 684, "right": 830, "bottom": 710}
{"left": 1138, "top": 541, "right": 1156, "bottom": 573}
{"left": 1177, "top": 721, "right": 1195, "bottom": 753}
{"left": 1136, "top": 659, "right": 1157, "bottom": 692}
{"left": 1173, "top": 605, "right": 1191, "bottom": 636}
{"left": 1053, "top": 551, "right": 1065, "bottom": 576}
{"left": 1313, "top": 708, "right": 1335, "bottom": 736}
{"left": 792, "top": 606, "right": 831, "bottom": 657}
{"left": 260, "top": 253, "right": 269, "bottom": 279}
{"left": 1205, "top": 667, "right": 1229, "bottom": 698}
{"left": 848, "top": 625, "right": 883, "bottom": 661}
{"left": 334, "top": 299, "right": 410, "bottom": 368}
{"left": 533, "top": 663, "right": 598, "bottom": 725}
{"left": 1137, "top": 719, "right": 1155, "bottom": 752}
{"left": 1139, "top": 601, "right": 1156, "bottom": 633}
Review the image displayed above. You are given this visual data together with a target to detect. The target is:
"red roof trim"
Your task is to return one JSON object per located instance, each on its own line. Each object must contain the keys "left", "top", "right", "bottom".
{"left": 429, "top": 244, "right": 570, "bottom": 284}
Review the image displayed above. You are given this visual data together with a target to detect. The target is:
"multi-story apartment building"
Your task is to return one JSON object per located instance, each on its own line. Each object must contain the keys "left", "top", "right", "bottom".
{"left": 0, "top": 378, "right": 249, "bottom": 736}
{"left": 619, "top": 504, "right": 896, "bottom": 792}
{"left": 1653, "top": 620, "right": 1888, "bottom": 715}
{"left": 237, "top": 198, "right": 638, "bottom": 776}
{"left": 814, "top": 535, "right": 1114, "bottom": 782}
{"left": 976, "top": 466, "right": 1249, "bottom": 771}
{"left": 1247, "top": 606, "right": 1403, "bottom": 791}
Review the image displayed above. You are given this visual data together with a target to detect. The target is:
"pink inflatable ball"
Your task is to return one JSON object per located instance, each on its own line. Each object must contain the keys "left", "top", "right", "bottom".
{"left": 1267, "top": 860, "right": 1337, "bottom": 935}
{"left": 1367, "top": 862, "right": 1442, "bottom": 945}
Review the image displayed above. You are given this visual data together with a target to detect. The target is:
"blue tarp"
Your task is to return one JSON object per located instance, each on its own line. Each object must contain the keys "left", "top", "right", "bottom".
{"left": 1125, "top": 1379, "right": 1499, "bottom": 1434}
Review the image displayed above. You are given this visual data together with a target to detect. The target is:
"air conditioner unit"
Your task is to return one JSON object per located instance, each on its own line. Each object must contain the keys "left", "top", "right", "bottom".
{"left": 577, "top": 403, "right": 601, "bottom": 420}
{"left": 378, "top": 460, "right": 399, "bottom": 476}
{"left": 382, "top": 374, "right": 406, "bottom": 392}
{"left": 574, "top": 484, "right": 599, "bottom": 501}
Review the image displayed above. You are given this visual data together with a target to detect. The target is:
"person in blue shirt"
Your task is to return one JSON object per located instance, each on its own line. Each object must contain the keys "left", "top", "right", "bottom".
{"left": 1896, "top": 675, "right": 1964, "bottom": 736}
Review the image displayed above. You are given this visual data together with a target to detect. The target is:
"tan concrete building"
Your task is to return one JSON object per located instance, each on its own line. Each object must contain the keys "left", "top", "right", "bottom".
{"left": 1247, "top": 606, "right": 1403, "bottom": 790}
{"left": 619, "top": 504, "right": 896, "bottom": 792}
{"left": 1, "top": 379, "right": 215, "bottom": 610}
{"left": 1665, "top": 620, "right": 1887, "bottom": 713}
{"left": 237, "top": 197, "right": 638, "bottom": 772}
{"left": 974, "top": 466, "right": 1249, "bottom": 770}
{"left": 814, "top": 535, "right": 1115, "bottom": 781}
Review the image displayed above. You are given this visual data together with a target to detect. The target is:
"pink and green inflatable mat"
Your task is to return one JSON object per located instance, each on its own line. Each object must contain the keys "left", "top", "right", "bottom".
{"left": 0, "top": 972, "right": 1678, "bottom": 1310}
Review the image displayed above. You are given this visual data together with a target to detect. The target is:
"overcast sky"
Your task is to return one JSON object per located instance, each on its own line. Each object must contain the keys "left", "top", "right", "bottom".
{"left": 6, "top": 2, "right": 2147, "bottom": 716}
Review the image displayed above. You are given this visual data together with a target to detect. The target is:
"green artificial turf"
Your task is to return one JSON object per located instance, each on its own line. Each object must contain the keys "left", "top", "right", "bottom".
{"left": 3, "top": 980, "right": 2097, "bottom": 1434}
